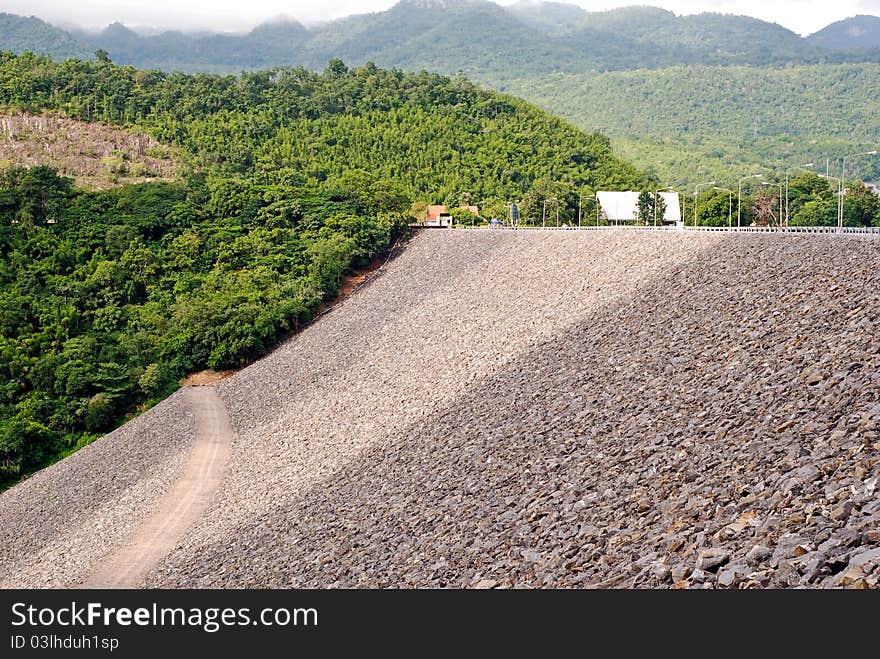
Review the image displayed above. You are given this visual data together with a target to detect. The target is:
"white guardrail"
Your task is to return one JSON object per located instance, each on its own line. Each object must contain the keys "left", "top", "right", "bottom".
{"left": 457, "top": 225, "right": 880, "bottom": 237}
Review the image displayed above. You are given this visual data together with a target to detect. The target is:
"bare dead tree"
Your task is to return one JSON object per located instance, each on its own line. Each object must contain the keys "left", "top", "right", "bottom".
{"left": 751, "top": 189, "right": 780, "bottom": 227}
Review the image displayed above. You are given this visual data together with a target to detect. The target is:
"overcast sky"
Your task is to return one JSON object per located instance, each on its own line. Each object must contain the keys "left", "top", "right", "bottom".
{"left": 1, "top": 0, "right": 877, "bottom": 36}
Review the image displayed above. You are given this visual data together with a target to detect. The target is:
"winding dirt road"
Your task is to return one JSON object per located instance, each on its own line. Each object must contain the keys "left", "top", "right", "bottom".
{"left": 81, "top": 387, "right": 233, "bottom": 588}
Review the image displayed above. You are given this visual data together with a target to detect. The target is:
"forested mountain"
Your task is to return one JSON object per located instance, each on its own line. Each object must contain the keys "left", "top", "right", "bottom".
{"left": 559, "top": 7, "right": 826, "bottom": 69}
{"left": 502, "top": 64, "right": 880, "bottom": 186}
{"left": 56, "top": 1, "right": 591, "bottom": 77}
{"left": 2, "top": 2, "right": 879, "bottom": 76}
{"left": 69, "top": 19, "right": 314, "bottom": 73}
{"left": 507, "top": 0, "right": 587, "bottom": 33}
{"left": 0, "top": 13, "right": 90, "bottom": 62}
{"left": 290, "top": 0, "right": 587, "bottom": 78}
{"left": 808, "top": 15, "right": 880, "bottom": 51}
{"left": 0, "top": 52, "right": 645, "bottom": 484}
{"left": 0, "top": 3, "right": 876, "bottom": 189}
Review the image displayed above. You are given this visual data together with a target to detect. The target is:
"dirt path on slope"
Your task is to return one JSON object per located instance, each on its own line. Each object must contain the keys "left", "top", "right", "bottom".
{"left": 80, "top": 387, "right": 233, "bottom": 588}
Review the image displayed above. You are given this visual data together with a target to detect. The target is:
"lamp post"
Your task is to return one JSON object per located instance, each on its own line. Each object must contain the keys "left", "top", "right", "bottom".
{"left": 738, "top": 174, "right": 762, "bottom": 228}
{"left": 713, "top": 187, "right": 733, "bottom": 228}
{"left": 578, "top": 194, "right": 595, "bottom": 229}
{"left": 841, "top": 150, "right": 879, "bottom": 229}
{"left": 819, "top": 174, "right": 843, "bottom": 228}
{"left": 693, "top": 181, "right": 716, "bottom": 228}
{"left": 654, "top": 187, "right": 675, "bottom": 227}
{"left": 762, "top": 182, "right": 783, "bottom": 227}
{"left": 785, "top": 163, "right": 815, "bottom": 226}
{"left": 542, "top": 197, "right": 558, "bottom": 229}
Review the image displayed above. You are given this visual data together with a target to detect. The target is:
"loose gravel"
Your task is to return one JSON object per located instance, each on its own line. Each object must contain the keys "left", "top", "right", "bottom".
{"left": 0, "top": 390, "right": 194, "bottom": 588}
{"left": 2, "top": 230, "right": 879, "bottom": 589}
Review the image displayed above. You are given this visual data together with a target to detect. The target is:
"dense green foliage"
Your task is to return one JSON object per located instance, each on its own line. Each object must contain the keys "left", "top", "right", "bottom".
{"left": 0, "top": 52, "right": 647, "bottom": 483}
{"left": 686, "top": 172, "right": 880, "bottom": 227}
{"left": 500, "top": 64, "right": 880, "bottom": 187}
{"left": 0, "top": 53, "right": 643, "bottom": 199}
{"left": 3, "top": 2, "right": 876, "bottom": 192}
{"left": 0, "top": 166, "right": 407, "bottom": 482}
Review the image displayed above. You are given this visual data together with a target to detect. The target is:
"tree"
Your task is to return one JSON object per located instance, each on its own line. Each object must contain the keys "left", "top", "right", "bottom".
{"left": 95, "top": 49, "right": 111, "bottom": 63}
{"left": 409, "top": 200, "right": 429, "bottom": 223}
{"left": 751, "top": 189, "right": 780, "bottom": 227}
{"left": 637, "top": 191, "right": 667, "bottom": 226}
{"left": 843, "top": 182, "right": 880, "bottom": 227}
{"left": 695, "top": 190, "right": 731, "bottom": 227}
{"left": 449, "top": 207, "right": 477, "bottom": 226}
{"left": 790, "top": 198, "right": 836, "bottom": 226}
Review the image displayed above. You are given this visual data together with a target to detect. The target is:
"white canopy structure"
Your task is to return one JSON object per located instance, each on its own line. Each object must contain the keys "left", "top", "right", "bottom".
{"left": 597, "top": 191, "right": 682, "bottom": 225}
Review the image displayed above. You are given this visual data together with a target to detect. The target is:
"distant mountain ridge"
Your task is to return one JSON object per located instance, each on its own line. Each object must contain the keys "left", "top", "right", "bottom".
{"left": 808, "top": 15, "right": 880, "bottom": 51}
{"left": 1, "top": 2, "right": 878, "bottom": 75}
{"left": 0, "top": 13, "right": 90, "bottom": 61}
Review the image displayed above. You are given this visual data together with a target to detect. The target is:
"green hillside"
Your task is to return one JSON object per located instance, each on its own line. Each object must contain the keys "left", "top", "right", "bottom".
{"left": 0, "top": 13, "right": 90, "bottom": 61}
{"left": 308, "top": 0, "right": 587, "bottom": 77}
{"left": 507, "top": 0, "right": 587, "bottom": 33}
{"left": 808, "top": 15, "right": 880, "bottom": 51}
{"left": 0, "top": 52, "right": 645, "bottom": 485}
{"left": 500, "top": 64, "right": 880, "bottom": 186}
{"left": 3, "top": 3, "right": 879, "bottom": 77}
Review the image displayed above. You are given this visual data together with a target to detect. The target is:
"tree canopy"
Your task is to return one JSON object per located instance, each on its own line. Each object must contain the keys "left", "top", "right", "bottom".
{"left": 0, "top": 52, "right": 648, "bottom": 485}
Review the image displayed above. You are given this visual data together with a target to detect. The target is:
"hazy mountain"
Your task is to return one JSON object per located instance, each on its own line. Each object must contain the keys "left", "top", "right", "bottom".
{"left": 0, "top": 13, "right": 90, "bottom": 61}
{"left": 303, "top": 0, "right": 587, "bottom": 76}
{"left": 66, "top": 18, "right": 312, "bottom": 72}
{"left": 561, "top": 8, "right": 825, "bottom": 68}
{"left": 808, "top": 15, "right": 880, "bottom": 51}
{"left": 507, "top": 1, "right": 587, "bottom": 34}
{"left": 3, "top": 2, "right": 878, "bottom": 76}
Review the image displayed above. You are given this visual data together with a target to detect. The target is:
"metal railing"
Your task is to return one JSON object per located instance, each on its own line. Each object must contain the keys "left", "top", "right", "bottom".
{"left": 682, "top": 225, "right": 880, "bottom": 236}
{"left": 458, "top": 224, "right": 880, "bottom": 237}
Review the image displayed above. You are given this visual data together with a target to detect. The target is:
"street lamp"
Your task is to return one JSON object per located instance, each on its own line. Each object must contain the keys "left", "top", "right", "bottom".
{"left": 841, "top": 150, "right": 879, "bottom": 229}
{"left": 738, "top": 174, "right": 762, "bottom": 228}
{"left": 542, "top": 197, "right": 558, "bottom": 229}
{"left": 785, "top": 163, "right": 815, "bottom": 226}
{"left": 654, "top": 187, "right": 675, "bottom": 227}
{"left": 713, "top": 187, "right": 733, "bottom": 228}
{"left": 819, "top": 174, "right": 843, "bottom": 228}
{"left": 694, "top": 181, "right": 716, "bottom": 227}
{"left": 762, "top": 182, "right": 784, "bottom": 227}
{"left": 578, "top": 194, "right": 595, "bottom": 229}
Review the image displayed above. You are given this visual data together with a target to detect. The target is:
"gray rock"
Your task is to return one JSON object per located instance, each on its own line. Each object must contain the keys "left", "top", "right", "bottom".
{"left": 717, "top": 562, "right": 749, "bottom": 588}
{"left": 697, "top": 549, "right": 730, "bottom": 572}
{"left": 2, "top": 231, "right": 880, "bottom": 590}
{"left": 746, "top": 545, "right": 773, "bottom": 566}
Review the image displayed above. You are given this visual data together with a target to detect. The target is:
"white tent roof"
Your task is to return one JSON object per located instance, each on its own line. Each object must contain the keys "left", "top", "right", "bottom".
{"left": 597, "top": 191, "right": 682, "bottom": 223}
{"left": 597, "top": 191, "right": 639, "bottom": 221}
{"left": 660, "top": 192, "right": 682, "bottom": 224}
